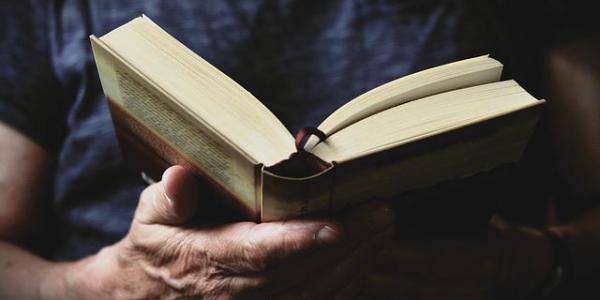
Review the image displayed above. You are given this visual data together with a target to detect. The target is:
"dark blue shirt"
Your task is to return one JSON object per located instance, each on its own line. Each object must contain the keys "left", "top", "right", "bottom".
{"left": 0, "top": 0, "right": 573, "bottom": 260}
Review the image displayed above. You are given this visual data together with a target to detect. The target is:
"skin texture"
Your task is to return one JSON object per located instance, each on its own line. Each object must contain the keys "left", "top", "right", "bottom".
{"left": 0, "top": 121, "right": 49, "bottom": 242}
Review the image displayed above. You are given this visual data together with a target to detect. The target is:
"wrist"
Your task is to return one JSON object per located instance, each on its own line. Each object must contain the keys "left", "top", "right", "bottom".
{"left": 39, "top": 261, "right": 75, "bottom": 300}
{"left": 40, "top": 244, "right": 123, "bottom": 300}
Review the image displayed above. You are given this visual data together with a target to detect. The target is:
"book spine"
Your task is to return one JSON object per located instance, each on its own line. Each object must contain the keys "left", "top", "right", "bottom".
{"left": 260, "top": 164, "right": 336, "bottom": 222}
{"left": 258, "top": 150, "right": 336, "bottom": 221}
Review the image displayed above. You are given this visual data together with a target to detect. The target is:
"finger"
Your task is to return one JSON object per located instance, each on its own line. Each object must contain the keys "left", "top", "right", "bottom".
{"left": 214, "top": 219, "right": 345, "bottom": 274}
{"left": 302, "top": 201, "right": 397, "bottom": 298}
{"left": 341, "top": 201, "right": 396, "bottom": 244}
{"left": 273, "top": 230, "right": 391, "bottom": 300}
{"left": 134, "top": 165, "right": 199, "bottom": 225}
{"left": 251, "top": 201, "right": 396, "bottom": 297}
{"left": 374, "top": 239, "right": 497, "bottom": 282}
{"left": 242, "top": 201, "right": 394, "bottom": 272}
{"left": 364, "top": 273, "right": 489, "bottom": 300}
{"left": 310, "top": 226, "right": 395, "bottom": 299}
{"left": 194, "top": 201, "right": 394, "bottom": 299}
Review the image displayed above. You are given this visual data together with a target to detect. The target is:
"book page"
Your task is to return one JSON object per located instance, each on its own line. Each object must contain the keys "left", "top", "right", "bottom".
{"left": 306, "top": 55, "right": 503, "bottom": 149}
{"left": 91, "top": 37, "right": 259, "bottom": 213}
{"left": 99, "top": 16, "right": 296, "bottom": 166}
{"left": 311, "top": 81, "right": 543, "bottom": 162}
{"left": 329, "top": 105, "right": 541, "bottom": 210}
{"left": 116, "top": 69, "right": 233, "bottom": 185}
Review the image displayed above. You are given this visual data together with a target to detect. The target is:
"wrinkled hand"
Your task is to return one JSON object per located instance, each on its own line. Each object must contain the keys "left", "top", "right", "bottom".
{"left": 362, "top": 216, "right": 555, "bottom": 299}
{"left": 58, "top": 166, "right": 394, "bottom": 300}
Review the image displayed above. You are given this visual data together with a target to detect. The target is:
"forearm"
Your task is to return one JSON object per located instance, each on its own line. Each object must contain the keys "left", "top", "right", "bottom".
{"left": 0, "top": 240, "right": 123, "bottom": 300}
{"left": 0, "top": 123, "right": 72, "bottom": 299}
{"left": 0, "top": 241, "right": 71, "bottom": 300}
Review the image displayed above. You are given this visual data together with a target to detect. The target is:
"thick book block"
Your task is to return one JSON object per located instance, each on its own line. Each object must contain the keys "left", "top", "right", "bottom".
{"left": 108, "top": 91, "right": 540, "bottom": 221}
{"left": 91, "top": 16, "right": 544, "bottom": 221}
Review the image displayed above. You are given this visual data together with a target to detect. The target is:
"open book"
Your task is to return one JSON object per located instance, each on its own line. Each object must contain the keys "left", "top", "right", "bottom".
{"left": 90, "top": 16, "right": 544, "bottom": 221}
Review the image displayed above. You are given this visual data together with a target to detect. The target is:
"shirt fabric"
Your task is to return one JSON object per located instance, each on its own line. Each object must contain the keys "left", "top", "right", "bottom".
{"left": 0, "top": 0, "right": 581, "bottom": 260}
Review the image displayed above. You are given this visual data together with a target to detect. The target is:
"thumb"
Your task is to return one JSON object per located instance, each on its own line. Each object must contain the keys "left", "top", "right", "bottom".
{"left": 134, "top": 165, "right": 199, "bottom": 225}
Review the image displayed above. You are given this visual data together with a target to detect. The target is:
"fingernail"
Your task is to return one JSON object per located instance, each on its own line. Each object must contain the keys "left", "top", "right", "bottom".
{"left": 163, "top": 190, "right": 174, "bottom": 206}
{"left": 316, "top": 225, "right": 339, "bottom": 244}
{"left": 161, "top": 173, "right": 174, "bottom": 206}
{"left": 161, "top": 167, "right": 172, "bottom": 182}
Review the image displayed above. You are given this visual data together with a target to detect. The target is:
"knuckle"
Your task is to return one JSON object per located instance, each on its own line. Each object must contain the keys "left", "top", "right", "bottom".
{"left": 125, "top": 227, "right": 149, "bottom": 254}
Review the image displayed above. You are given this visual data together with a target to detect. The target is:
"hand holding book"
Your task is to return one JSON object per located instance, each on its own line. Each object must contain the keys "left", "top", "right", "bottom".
{"left": 48, "top": 165, "right": 395, "bottom": 299}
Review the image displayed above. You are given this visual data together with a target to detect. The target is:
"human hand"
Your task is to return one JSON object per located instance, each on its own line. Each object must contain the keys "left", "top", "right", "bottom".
{"left": 362, "top": 216, "right": 555, "bottom": 299}
{"left": 42, "top": 165, "right": 394, "bottom": 300}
